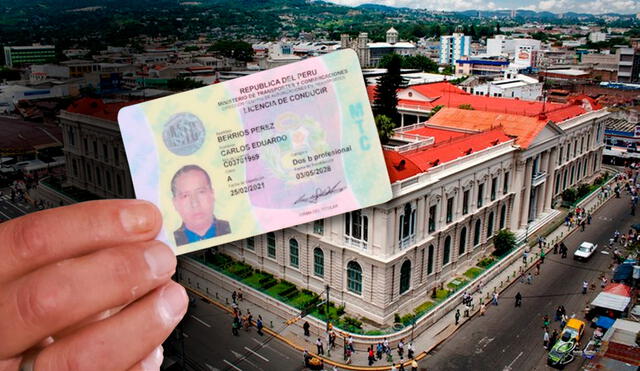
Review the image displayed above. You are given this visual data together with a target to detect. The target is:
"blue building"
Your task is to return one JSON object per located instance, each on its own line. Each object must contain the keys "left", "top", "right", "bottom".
{"left": 439, "top": 33, "right": 471, "bottom": 65}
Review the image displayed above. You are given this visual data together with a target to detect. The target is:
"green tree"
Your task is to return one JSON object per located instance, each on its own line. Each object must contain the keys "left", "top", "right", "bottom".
{"left": 208, "top": 40, "right": 254, "bottom": 62}
{"left": 561, "top": 188, "right": 578, "bottom": 204}
{"left": 373, "top": 54, "right": 407, "bottom": 125}
{"left": 442, "top": 65, "right": 454, "bottom": 75}
{"left": 492, "top": 229, "right": 516, "bottom": 257}
{"left": 403, "top": 55, "right": 438, "bottom": 73}
{"left": 375, "top": 114, "right": 395, "bottom": 145}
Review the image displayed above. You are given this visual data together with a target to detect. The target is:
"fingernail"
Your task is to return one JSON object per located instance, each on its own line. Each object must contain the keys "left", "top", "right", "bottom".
{"left": 144, "top": 243, "right": 176, "bottom": 279}
{"left": 157, "top": 283, "right": 187, "bottom": 326}
{"left": 120, "top": 201, "right": 156, "bottom": 234}
{"left": 141, "top": 345, "right": 164, "bottom": 371}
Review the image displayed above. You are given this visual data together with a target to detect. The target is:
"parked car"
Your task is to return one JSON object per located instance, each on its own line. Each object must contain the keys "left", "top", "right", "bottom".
{"left": 574, "top": 242, "right": 597, "bottom": 260}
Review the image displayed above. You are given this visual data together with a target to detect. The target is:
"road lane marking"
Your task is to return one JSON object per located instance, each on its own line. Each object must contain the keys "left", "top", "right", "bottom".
{"left": 190, "top": 314, "right": 211, "bottom": 328}
{"left": 474, "top": 336, "right": 495, "bottom": 354}
{"left": 244, "top": 347, "right": 269, "bottom": 362}
{"left": 4, "top": 201, "right": 28, "bottom": 215}
{"left": 223, "top": 360, "right": 242, "bottom": 371}
{"left": 0, "top": 209, "right": 12, "bottom": 219}
{"left": 503, "top": 351, "right": 523, "bottom": 371}
{"left": 232, "top": 350, "right": 261, "bottom": 369}
{"left": 204, "top": 363, "right": 218, "bottom": 370}
{"left": 251, "top": 338, "right": 291, "bottom": 359}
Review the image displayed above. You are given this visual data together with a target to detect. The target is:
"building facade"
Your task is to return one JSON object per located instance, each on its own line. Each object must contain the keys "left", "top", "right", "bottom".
{"left": 440, "top": 33, "right": 471, "bottom": 65}
{"left": 3, "top": 45, "right": 56, "bottom": 67}
{"left": 57, "top": 98, "right": 137, "bottom": 199}
{"left": 213, "top": 94, "right": 610, "bottom": 325}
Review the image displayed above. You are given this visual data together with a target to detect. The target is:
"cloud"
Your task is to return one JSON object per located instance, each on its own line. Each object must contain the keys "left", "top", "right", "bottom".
{"left": 326, "top": 0, "right": 640, "bottom": 13}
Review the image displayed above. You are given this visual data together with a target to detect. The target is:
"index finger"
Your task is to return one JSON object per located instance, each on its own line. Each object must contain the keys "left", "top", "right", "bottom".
{"left": 0, "top": 199, "right": 162, "bottom": 282}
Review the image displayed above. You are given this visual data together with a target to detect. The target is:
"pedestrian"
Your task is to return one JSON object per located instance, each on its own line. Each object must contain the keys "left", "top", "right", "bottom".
{"left": 398, "top": 362, "right": 406, "bottom": 371}
{"left": 587, "top": 213, "right": 592, "bottom": 224}
{"left": 515, "top": 292, "right": 522, "bottom": 307}
{"left": 390, "top": 364, "right": 397, "bottom": 371}
{"left": 553, "top": 243, "right": 558, "bottom": 254}
{"left": 303, "top": 321, "right": 310, "bottom": 337}
{"left": 398, "top": 339, "right": 404, "bottom": 359}
{"left": 492, "top": 292, "right": 499, "bottom": 305}
{"left": 348, "top": 335, "right": 354, "bottom": 353}
{"left": 407, "top": 341, "right": 414, "bottom": 359}
{"left": 549, "top": 329, "right": 558, "bottom": 349}
{"left": 540, "top": 250, "right": 545, "bottom": 264}
{"left": 480, "top": 303, "right": 487, "bottom": 316}
{"left": 582, "top": 280, "right": 588, "bottom": 295}
{"left": 455, "top": 309, "right": 461, "bottom": 325}
{"left": 256, "top": 315, "right": 264, "bottom": 336}
{"left": 535, "top": 262, "right": 541, "bottom": 276}
{"left": 581, "top": 220, "right": 586, "bottom": 231}
{"left": 527, "top": 272, "right": 533, "bottom": 284}
{"left": 238, "top": 287, "right": 243, "bottom": 301}
{"left": 523, "top": 250, "right": 528, "bottom": 264}
{"left": 543, "top": 329, "right": 550, "bottom": 349}
{"left": 316, "top": 338, "right": 324, "bottom": 355}
{"left": 561, "top": 313, "right": 568, "bottom": 328}
{"left": 232, "top": 290, "right": 237, "bottom": 303}
{"left": 383, "top": 337, "right": 389, "bottom": 354}
{"left": 368, "top": 346, "right": 375, "bottom": 366}
{"left": 601, "top": 276, "right": 608, "bottom": 288}
{"left": 232, "top": 317, "right": 240, "bottom": 336}
{"left": 303, "top": 349, "right": 311, "bottom": 367}
{"left": 376, "top": 342, "right": 383, "bottom": 360}
{"left": 555, "top": 306, "right": 562, "bottom": 321}
{"left": 411, "top": 359, "right": 418, "bottom": 371}
{"left": 543, "top": 314, "right": 550, "bottom": 329}
{"left": 330, "top": 331, "right": 336, "bottom": 349}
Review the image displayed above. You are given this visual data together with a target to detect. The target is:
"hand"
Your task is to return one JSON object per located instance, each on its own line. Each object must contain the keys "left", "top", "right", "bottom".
{"left": 0, "top": 200, "right": 188, "bottom": 371}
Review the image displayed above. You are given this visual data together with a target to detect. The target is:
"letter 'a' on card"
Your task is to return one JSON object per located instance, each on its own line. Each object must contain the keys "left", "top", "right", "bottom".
{"left": 118, "top": 49, "right": 392, "bottom": 255}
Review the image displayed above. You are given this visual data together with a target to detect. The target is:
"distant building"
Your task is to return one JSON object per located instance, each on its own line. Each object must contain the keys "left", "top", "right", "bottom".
{"left": 616, "top": 47, "right": 640, "bottom": 83}
{"left": 3, "top": 45, "right": 56, "bottom": 67}
{"left": 454, "top": 56, "right": 510, "bottom": 77}
{"left": 440, "top": 33, "right": 471, "bottom": 65}
{"left": 486, "top": 36, "right": 541, "bottom": 67}
{"left": 589, "top": 32, "right": 608, "bottom": 43}
{"left": 340, "top": 28, "right": 416, "bottom": 68}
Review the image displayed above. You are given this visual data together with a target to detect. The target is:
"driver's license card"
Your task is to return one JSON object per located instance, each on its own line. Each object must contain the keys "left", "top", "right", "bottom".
{"left": 118, "top": 49, "right": 392, "bottom": 255}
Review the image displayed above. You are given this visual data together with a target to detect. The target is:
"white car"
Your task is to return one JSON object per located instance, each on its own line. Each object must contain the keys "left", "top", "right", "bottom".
{"left": 574, "top": 242, "right": 597, "bottom": 260}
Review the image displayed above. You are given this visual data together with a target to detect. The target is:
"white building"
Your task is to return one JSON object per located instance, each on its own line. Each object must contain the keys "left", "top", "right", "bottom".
{"left": 589, "top": 32, "right": 608, "bottom": 43}
{"left": 440, "top": 33, "right": 471, "bottom": 65}
{"left": 468, "top": 71, "right": 543, "bottom": 100}
{"left": 202, "top": 92, "right": 609, "bottom": 325}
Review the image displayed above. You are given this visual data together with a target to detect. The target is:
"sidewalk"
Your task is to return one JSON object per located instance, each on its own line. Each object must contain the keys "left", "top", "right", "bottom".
{"left": 185, "top": 182, "right": 616, "bottom": 370}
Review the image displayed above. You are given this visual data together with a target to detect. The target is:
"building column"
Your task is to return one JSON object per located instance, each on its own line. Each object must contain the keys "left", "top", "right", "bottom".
{"left": 519, "top": 158, "right": 533, "bottom": 228}
{"left": 544, "top": 148, "right": 557, "bottom": 212}
{"left": 509, "top": 160, "right": 526, "bottom": 231}
{"left": 536, "top": 151, "right": 550, "bottom": 217}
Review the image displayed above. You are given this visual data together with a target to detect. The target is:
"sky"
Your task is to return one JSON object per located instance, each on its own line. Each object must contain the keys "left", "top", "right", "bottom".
{"left": 327, "top": 0, "right": 640, "bottom": 15}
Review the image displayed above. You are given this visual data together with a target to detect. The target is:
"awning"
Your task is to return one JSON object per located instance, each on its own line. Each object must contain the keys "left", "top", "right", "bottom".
{"left": 613, "top": 265, "right": 634, "bottom": 282}
{"left": 596, "top": 316, "right": 616, "bottom": 329}
{"left": 591, "top": 292, "right": 631, "bottom": 312}
{"left": 603, "top": 283, "right": 633, "bottom": 297}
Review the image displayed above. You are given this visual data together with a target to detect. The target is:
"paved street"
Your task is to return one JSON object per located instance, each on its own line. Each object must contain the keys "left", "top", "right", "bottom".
{"left": 421, "top": 194, "right": 637, "bottom": 370}
{"left": 0, "top": 189, "right": 38, "bottom": 222}
{"left": 167, "top": 294, "right": 304, "bottom": 371}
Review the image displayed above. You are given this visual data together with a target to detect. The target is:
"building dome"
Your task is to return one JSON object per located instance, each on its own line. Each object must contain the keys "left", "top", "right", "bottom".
{"left": 386, "top": 27, "right": 398, "bottom": 44}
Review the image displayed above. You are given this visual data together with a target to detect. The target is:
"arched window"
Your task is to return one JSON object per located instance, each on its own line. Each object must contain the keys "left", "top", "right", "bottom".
{"left": 500, "top": 204, "right": 506, "bottom": 230}
{"left": 443, "top": 236, "right": 451, "bottom": 266}
{"left": 313, "top": 248, "right": 324, "bottom": 278}
{"left": 427, "top": 245, "right": 434, "bottom": 275}
{"left": 487, "top": 212, "right": 495, "bottom": 238}
{"left": 347, "top": 261, "right": 362, "bottom": 295}
{"left": 267, "top": 232, "right": 276, "bottom": 258}
{"left": 399, "top": 260, "right": 411, "bottom": 295}
{"left": 474, "top": 219, "right": 482, "bottom": 246}
{"left": 289, "top": 238, "right": 299, "bottom": 268}
{"left": 459, "top": 227, "right": 467, "bottom": 256}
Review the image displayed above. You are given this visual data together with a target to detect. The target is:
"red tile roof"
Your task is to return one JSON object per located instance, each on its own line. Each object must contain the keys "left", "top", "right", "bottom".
{"left": 384, "top": 127, "right": 513, "bottom": 183}
{"left": 427, "top": 107, "right": 546, "bottom": 149}
{"left": 405, "top": 126, "right": 470, "bottom": 144}
{"left": 367, "top": 82, "right": 596, "bottom": 123}
{"left": 65, "top": 98, "right": 145, "bottom": 123}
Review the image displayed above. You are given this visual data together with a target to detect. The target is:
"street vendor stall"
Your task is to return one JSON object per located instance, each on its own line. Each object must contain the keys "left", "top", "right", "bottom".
{"left": 590, "top": 283, "right": 632, "bottom": 319}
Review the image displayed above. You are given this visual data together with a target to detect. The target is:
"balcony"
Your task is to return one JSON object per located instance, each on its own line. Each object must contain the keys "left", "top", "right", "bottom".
{"left": 344, "top": 236, "right": 368, "bottom": 250}
{"left": 532, "top": 171, "right": 547, "bottom": 187}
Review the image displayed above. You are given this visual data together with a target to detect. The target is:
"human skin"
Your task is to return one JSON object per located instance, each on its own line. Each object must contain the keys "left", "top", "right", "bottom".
{"left": 0, "top": 199, "right": 187, "bottom": 371}
{"left": 172, "top": 169, "right": 215, "bottom": 236}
